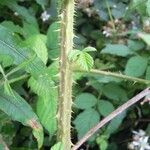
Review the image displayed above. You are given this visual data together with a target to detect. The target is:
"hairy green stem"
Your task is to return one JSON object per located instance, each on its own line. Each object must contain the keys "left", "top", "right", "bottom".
{"left": 105, "top": 0, "right": 116, "bottom": 33}
{"left": 0, "top": 74, "right": 29, "bottom": 86}
{"left": 57, "top": 0, "right": 75, "bottom": 149}
{"left": 75, "top": 69, "right": 150, "bottom": 85}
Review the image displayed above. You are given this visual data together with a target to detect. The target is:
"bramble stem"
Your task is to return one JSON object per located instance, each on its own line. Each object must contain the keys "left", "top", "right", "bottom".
{"left": 75, "top": 69, "right": 150, "bottom": 85}
{"left": 57, "top": 0, "right": 75, "bottom": 149}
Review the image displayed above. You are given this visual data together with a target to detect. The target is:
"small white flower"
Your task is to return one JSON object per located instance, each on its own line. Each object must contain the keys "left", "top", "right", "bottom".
{"left": 102, "top": 30, "right": 112, "bottom": 37}
{"left": 113, "top": 5, "right": 117, "bottom": 8}
{"left": 131, "top": 21, "right": 135, "bottom": 25}
{"left": 126, "top": 7, "right": 129, "bottom": 10}
{"left": 144, "top": 20, "right": 150, "bottom": 26}
{"left": 132, "top": 130, "right": 146, "bottom": 137}
{"left": 41, "top": 11, "right": 50, "bottom": 22}
{"left": 132, "top": 137, "right": 150, "bottom": 150}
{"left": 128, "top": 130, "right": 150, "bottom": 150}
{"left": 14, "top": 12, "right": 19, "bottom": 16}
{"left": 114, "top": 19, "right": 119, "bottom": 23}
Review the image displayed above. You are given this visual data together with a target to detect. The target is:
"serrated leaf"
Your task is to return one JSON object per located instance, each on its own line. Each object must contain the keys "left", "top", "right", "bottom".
{"left": 47, "top": 22, "right": 60, "bottom": 51}
{"left": 73, "top": 109, "right": 100, "bottom": 140}
{"left": 74, "top": 93, "right": 97, "bottom": 109}
{"left": 102, "top": 83, "right": 128, "bottom": 102}
{"left": 51, "top": 142, "right": 64, "bottom": 150}
{"left": 83, "top": 46, "right": 97, "bottom": 52}
{"left": 0, "top": 25, "right": 47, "bottom": 78}
{"left": 69, "top": 50, "right": 94, "bottom": 70}
{"left": 77, "top": 52, "right": 94, "bottom": 71}
{"left": 98, "top": 100, "right": 114, "bottom": 117}
{"left": 101, "top": 44, "right": 133, "bottom": 57}
{"left": 36, "top": 90, "right": 57, "bottom": 135}
{"left": 138, "top": 33, "right": 150, "bottom": 46}
{"left": 28, "top": 75, "right": 57, "bottom": 135}
{"left": 28, "top": 75, "right": 54, "bottom": 98}
{"left": 125, "top": 56, "right": 148, "bottom": 77}
{"left": 47, "top": 22, "right": 60, "bottom": 59}
{"left": 22, "top": 34, "right": 48, "bottom": 64}
{"left": 0, "top": 91, "right": 43, "bottom": 148}
{"left": 68, "top": 50, "right": 82, "bottom": 62}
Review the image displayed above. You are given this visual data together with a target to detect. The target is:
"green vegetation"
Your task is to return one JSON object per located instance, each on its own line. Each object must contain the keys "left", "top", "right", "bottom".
{"left": 0, "top": 0, "right": 150, "bottom": 150}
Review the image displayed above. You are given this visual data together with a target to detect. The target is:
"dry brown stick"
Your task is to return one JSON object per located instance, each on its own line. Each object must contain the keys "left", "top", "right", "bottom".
{"left": 72, "top": 88, "right": 150, "bottom": 150}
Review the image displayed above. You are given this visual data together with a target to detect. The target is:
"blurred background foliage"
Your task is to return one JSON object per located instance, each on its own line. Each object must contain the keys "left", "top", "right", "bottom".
{"left": 0, "top": 0, "right": 150, "bottom": 149}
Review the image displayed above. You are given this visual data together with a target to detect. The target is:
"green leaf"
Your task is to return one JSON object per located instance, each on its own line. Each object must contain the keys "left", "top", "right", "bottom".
{"left": 102, "top": 83, "right": 128, "bottom": 102}
{"left": 132, "top": 0, "right": 147, "bottom": 15}
{"left": 101, "top": 44, "right": 133, "bottom": 57}
{"left": 0, "top": 112, "right": 15, "bottom": 146}
{"left": 138, "top": 33, "right": 150, "bottom": 46}
{"left": 28, "top": 76, "right": 57, "bottom": 135}
{"left": 23, "top": 22, "right": 39, "bottom": 38}
{"left": 36, "top": 0, "right": 48, "bottom": 8}
{"left": 74, "top": 93, "right": 97, "bottom": 109}
{"left": 22, "top": 34, "right": 48, "bottom": 64}
{"left": 0, "top": 91, "right": 43, "bottom": 148}
{"left": 112, "top": 3, "right": 126, "bottom": 19}
{"left": 69, "top": 50, "right": 94, "bottom": 70}
{"left": 0, "top": 25, "right": 47, "bottom": 78}
{"left": 51, "top": 142, "right": 64, "bottom": 150}
{"left": 0, "top": 0, "right": 38, "bottom": 27}
{"left": 106, "top": 112, "right": 126, "bottom": 134}
{"left": 147, "top": 0, "right": 150, "bottom": 16}
{"left": 145, "top": 66, "right": 150, "bottom": 80}
{"left": 83, "top": 46, "right": 97, "bottom": 52}
{"left": 36, "top": 90, "right": 57, "bottom": 135}
{"left": 96, "top": 135, "right": 109, "bottom": 150}
{"left": 28, "top": 75, "right": 54, "bottom": 98}
{"left": 47, "top": 61, "right": 59, "bottom": 81}
{"left": 0, "top": 54, "right": 13, "bottom": 67}
{"left": 47, "top": 22, "right": 60, "bottom": 51}
{"left": 77, "top": 52, "right": 94, "bottom": 71}
{"left": 125, "top": 56, "right": 148, "bottom": 77}
{"left": 73, "top": 109, "right": 100, "bottom": 140}
{"left": 68, "top": 50, "right": 82, "bottom": 62}
{"left": 127, "top": 40, "right": 145, "bottom": 51}
{"left": 47, "top": 22, "right": 60, "bottom": 59}
{"left": 1, "top": 21, "right": 24, "bottom": 36}
{"left": 98, "top": 100, "right": 114, "bottom": 117}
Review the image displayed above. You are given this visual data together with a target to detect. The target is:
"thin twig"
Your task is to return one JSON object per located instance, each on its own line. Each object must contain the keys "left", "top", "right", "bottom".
{"left": 72, "top": 88, "right": 150, "bottom": 150}
{"left": 105, "top": 0, "right": 116, "bottom": 32}
{"left": 74, "top": 69, "right": 150, "bottom": 85}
